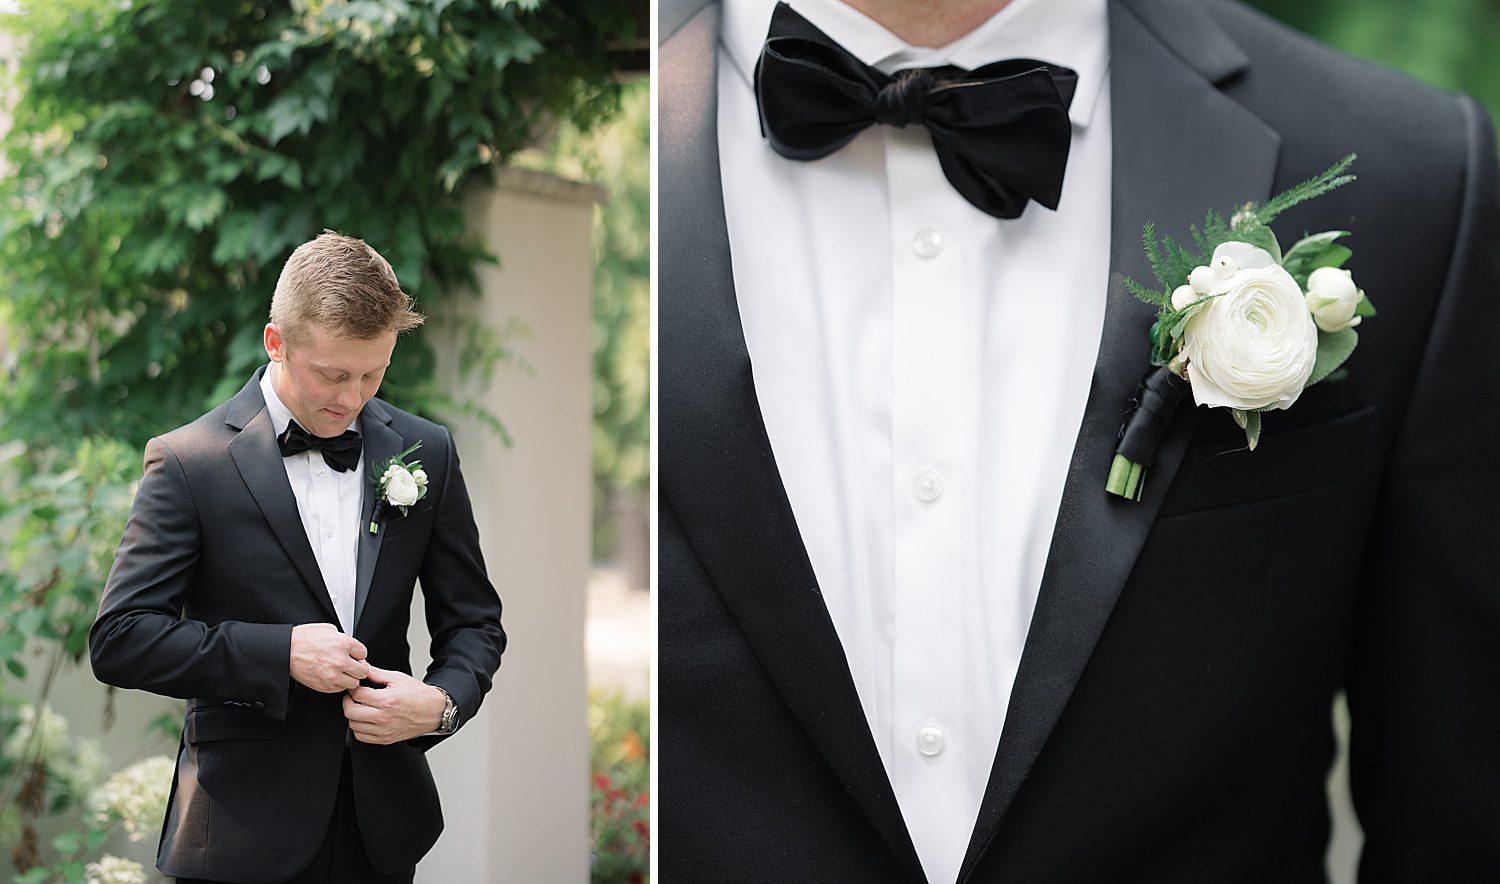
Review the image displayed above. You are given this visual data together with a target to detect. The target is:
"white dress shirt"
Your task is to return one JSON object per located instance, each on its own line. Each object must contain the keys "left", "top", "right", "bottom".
{"left": 718, "top": 0, "right": 1112, "bottom": 880}
{"left": 260, "top": 363, "right": 364, "bottom": 634}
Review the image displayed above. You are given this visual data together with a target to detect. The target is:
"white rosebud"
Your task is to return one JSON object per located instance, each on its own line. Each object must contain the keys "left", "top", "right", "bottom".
{"left": 1304, "top": 266, "right": 1364, "bottom": 333}
{"left": 384, "top": 467, "right": 419, "bottom": 507}
{"left": 412, "top": 469, "right": 428, "bottom": 487}
{"left": 1171, "top": 285, "right": 1197, "bottom": 311}
{"left": 1181, "top": 262, "right": 1319, "bottom": 411}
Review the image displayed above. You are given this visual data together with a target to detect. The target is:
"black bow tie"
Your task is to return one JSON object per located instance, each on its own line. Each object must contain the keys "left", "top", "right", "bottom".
{"left": 754, "top": 2, "right": 1078, "bottom": 219}
{"left": 278, "top": 421, "right": 362, "bottom": 473}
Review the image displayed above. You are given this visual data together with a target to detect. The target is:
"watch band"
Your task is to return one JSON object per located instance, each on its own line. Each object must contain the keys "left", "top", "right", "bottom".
{"left": 434, "top": 686, "right": 459, "bottom": 735}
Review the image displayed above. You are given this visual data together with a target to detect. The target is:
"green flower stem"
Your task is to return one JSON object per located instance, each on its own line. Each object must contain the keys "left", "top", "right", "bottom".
{"left": 1105, "top": 454, "right": 1147, "bottom": 501}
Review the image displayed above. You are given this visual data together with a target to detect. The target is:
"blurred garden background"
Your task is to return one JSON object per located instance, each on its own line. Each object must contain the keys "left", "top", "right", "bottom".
{"left": 0, "top": 0, "right": 647, "bottom": 881}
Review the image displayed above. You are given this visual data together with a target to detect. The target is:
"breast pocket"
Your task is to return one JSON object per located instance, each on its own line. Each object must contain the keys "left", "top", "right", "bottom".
{"left": 1158, "top": 405, "right": 1379, "bottom": 518}
{"left": 382, "top": 501, "right": 437, "bottom": 539}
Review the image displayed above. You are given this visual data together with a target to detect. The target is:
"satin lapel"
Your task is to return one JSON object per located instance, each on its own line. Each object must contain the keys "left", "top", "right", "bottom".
{"left": 226, "top": 386, "right": 341, "bottom": 625}
{"left": 958, "top": 1, "right": 1281, "bottom": 877}
{"left": 659, "top": 6, "right": 926, "bottom": 881}
{"left": 353, "top": 400, "right": 401, "bottom": 635}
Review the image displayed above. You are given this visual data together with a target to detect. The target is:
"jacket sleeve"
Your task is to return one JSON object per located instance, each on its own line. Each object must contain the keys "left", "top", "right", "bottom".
{"left": 88, "top": 436, "right": 295, "bottom": 719}
{"left": 407, "top": 425, "right": 507, "bottom": 751}
{"left": 1348, "top": 93, "right": 1500, "bottom": 880}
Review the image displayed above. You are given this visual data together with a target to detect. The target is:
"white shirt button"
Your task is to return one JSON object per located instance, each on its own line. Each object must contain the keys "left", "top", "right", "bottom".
{"left": 916, "top": 725, "right": 945, "bottom": 757}
{"left": 912, "top": 226, "right": 943, "bottom": 259}
{"left": 316, "top": 469, "right": 328, "bottom": 478}
{"left": 325, "top": 528, "right": 335, "bottom": 539}
{"left": 912, "top": 469, "right": 944, "bottom": 502}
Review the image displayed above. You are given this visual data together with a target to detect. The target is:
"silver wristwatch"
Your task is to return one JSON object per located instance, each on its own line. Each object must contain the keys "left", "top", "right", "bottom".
{"left": 434, "top": 687, "right": 459, "bottom": 735}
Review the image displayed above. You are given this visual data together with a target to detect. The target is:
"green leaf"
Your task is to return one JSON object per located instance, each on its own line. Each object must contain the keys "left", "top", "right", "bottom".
{"left": 85, "top": 829, "right": 109, "bottom": 851}
{"left": 1230, "top": 408, "right": 1248, "bottom": 430}
{"left": 1355, "top": 296, "right": 1377, "bottom": 318}
{"left": 16, "top": 607, "right": 44, "bottom": 636}
{"left": 1283, "top": 230, "right": 1348, "bottom": 262}
{"left": 1244, "top": 410, "right": 1262, "bottom": 451}
{"left": 52, "top": 831, "right": 83, "bottom": 854}
{"left": 16, "top": 868, "right": 51, "bottom": 884}
{"left": 7, "top": 658, "right": 27, "bottom": 678}
{"left": 1307, "top": 328, "right": 1359, "bottom": 387}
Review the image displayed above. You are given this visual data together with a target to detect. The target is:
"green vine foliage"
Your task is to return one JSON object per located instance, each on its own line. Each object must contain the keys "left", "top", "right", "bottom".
{"left": 0, "top": 0, "right": 635, "bottom": 449}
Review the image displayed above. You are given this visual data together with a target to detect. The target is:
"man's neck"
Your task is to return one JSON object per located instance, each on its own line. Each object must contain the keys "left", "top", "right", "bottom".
{"left": 840, "top": 0, "right": 1014, "bottom": 47}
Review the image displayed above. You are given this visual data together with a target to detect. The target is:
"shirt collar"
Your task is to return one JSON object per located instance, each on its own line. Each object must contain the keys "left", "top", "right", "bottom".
{"left": 721, "top": 0, "right": 1109, "bottom": 129}
{"left": 260, "top": 362, "right": 361, "bottom": 438}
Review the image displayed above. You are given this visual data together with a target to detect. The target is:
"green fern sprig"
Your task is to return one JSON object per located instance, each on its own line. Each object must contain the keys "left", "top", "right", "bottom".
{"left": 1255, "top": 153, "right": 1357, "bottom": 226}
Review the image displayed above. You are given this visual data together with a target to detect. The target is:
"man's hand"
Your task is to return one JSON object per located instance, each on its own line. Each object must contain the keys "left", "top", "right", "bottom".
{"left": 342, "top": 665, "right": 447, "bottom": 745}
{"left": 290, "top": 623, "right": 370, "bottom": 693}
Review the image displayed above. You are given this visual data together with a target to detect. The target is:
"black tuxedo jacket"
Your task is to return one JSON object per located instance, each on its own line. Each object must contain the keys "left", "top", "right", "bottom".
{"left": 659, "top": 0, "right": 1500, "bottom": 881}
{"left": 89, "top": 364, "right": 506, "bottom": 882}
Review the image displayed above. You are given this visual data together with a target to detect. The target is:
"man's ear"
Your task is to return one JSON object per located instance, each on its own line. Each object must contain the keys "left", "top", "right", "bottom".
{"left": 264, "top": 323, "right": 286, "bottom": 363}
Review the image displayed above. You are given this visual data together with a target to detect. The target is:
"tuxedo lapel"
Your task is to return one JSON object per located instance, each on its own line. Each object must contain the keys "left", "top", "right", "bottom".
{"left": 353, "top": 399, "right": 402, "bottom": 634}
{"left": 958, "top": 0, "right": 1281, "bottom": 876}
{"left": 225, "top": 369, "right": 341, "bottom": 625}
{"left": 660, "top": 5, "right": 926, "bottom": 881}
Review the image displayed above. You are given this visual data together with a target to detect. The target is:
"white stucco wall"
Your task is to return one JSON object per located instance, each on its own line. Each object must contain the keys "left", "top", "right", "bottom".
{"left": 409, "top": 166, "right": 600, "bottom": 883}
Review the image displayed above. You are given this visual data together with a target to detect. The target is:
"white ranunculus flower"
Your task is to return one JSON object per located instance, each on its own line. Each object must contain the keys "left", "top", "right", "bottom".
{"left": 384, "top": 467, "right": 420, "bottom": 507}
{"left": 1181, "top": 262, "right": 1319, "bottom": 411}
{"left": 412, "top": 468, "right": 428, "bottom": 487}
{"left": 1305, "top": 266, "right": 1364, "bottom": 332}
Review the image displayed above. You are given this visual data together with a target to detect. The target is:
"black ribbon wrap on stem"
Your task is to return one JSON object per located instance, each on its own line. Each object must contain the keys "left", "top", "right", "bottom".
{"left": 1116, "top": 365, "right": 1189, "bottom": 467}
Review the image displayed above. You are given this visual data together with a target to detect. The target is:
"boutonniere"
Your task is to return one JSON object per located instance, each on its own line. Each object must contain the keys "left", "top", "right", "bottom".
{"left": 369, "top": 441, "right": 429, "bottom": 534}
{"left": 1106, "top": 155, "right": 1376, "bottom": 500}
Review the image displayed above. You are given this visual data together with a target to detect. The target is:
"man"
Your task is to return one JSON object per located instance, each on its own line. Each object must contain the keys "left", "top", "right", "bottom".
{"left": 659, "top": 0, "right": 1499, "bottom": 881}
{"left": 90, "top": 232, "right": 506, "bottom": 883}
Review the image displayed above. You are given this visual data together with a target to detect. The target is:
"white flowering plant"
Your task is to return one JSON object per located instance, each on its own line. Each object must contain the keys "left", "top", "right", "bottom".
{"left": 84, "top": 855, "right": 149, "bottom": 884}
{"left": 369, "top": 440, "right": 429, "bottom": 534}
{"left": 1107, "top": 155, "right": 1375, "bottom": 500}
{"left": 0, "top": 703, "right": 162, "bottom": 879}
{"left": 89, "top": 754, "right": 175, "bottom": 841}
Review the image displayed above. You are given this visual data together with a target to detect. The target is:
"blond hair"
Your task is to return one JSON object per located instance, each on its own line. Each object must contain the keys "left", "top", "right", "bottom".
{"left": 269, "top": 230, "right": 425, "bottom": 342}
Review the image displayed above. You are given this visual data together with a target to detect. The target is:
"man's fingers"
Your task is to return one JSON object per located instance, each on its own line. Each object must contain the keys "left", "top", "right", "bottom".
{"left": 347, "top": 638, "right": 368, "bottom": 660}
{"left": 343, "top": 700, "right": 380, "bottom": 722}
{"left": 349, "top": 685, "right": 385, "bottom": 707}
{"left": 364, "top": 665, "right": 395, "bottom": 685}
{"left": 349, "top": 721, "right": 394, "bottom": 743}
{"left": 342, "top": 659, "right": 371, "bottom": 681}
